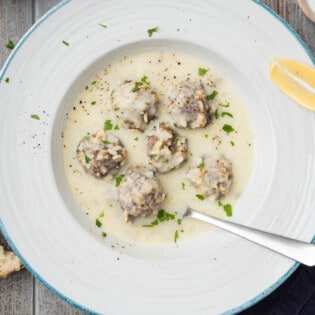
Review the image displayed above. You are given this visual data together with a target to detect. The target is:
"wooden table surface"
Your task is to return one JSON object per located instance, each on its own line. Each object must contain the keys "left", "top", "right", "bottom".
{"left": 0, "top": 0, "right": 314, "bottom": 314}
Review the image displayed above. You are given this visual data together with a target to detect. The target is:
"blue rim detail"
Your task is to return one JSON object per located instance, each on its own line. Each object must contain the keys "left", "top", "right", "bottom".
{"left": 0, "top": 1, "right": 314, "bottom": 315}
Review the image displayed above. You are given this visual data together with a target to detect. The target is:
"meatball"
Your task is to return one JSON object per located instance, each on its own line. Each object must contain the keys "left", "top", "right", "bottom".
{"left": 186, "top": 155, "right": 233, "bottom": 200}
{"left": 117, "top": 166, "right": 166, "bottom": 222}
{"left": 166, "top": 81, "right": 213, "bottom": 129}
{"left": 76, "top": 129, "right": 127, "bottom": 179}
{"left": 111, "top": 80, "right": 159, "bottom": 130}
{"left": 146, "top": 122, "right": 188, "bottom": 173}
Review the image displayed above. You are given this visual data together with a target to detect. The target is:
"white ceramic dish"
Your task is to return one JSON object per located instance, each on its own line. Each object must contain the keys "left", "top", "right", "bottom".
{"left": 0, "top": 1, "right": 314, "bottom": 314}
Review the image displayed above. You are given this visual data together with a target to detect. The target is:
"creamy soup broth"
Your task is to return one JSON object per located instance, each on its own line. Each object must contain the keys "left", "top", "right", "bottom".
{"left": 63, "top": 51, "right": 254, "bottom": 244}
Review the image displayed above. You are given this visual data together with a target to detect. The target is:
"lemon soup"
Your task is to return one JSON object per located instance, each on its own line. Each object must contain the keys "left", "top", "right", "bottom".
{"left": 63, "top": 51, "right": 254, "bottom": 244}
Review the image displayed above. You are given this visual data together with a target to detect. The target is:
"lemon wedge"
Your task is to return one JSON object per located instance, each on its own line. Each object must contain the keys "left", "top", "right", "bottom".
{"left": 269, "top": 58, "right": 315, "bottom": 111}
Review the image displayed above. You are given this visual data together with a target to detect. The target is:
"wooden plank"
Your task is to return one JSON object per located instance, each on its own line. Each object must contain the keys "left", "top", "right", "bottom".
{"left": 0, "top": 270, "right": 34, "bottom": 315}
{"left": 279, "top": 0, "right": 315, "bottom": 55}
{"left": 0, "top": 1, "right": 34, "bottom": 315}
{"left": 35, "top": 279, "right": 86, "bottom": 315}
{"left": 0, "top": 0, "right": 34, "bottom": 67}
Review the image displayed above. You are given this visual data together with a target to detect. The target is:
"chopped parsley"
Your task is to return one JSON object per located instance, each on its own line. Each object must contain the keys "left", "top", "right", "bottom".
{"left": 206, "top": 90, "right": 218, "bottom": 100}
{"left": 101, "top": 232, "right": 107, "bottom": 238}
{"left": 91, "top": 101, "right": 96, "bottom": 105}
{"left": 214, "top": 109, "right": 219, "bottom": 119}
{"left": 196, "top": 194, "right": 205, "bottom": 201}
{"left": 174, "top": 230, "right": 179, "bottom": 243}
{"left": 142, "top": 219, "right": 159, "bottom": 227}
{"left": 221, "top": 112, "right": 233, "bottom": 118}
{"left": 181, "top": 182, "right": 185, "bottom": 190}
{"left": 218, "top": 201, "right": 233, "bottom": 217}
{"left": 84, "top": 155, "right": 91, "bottom": 163}
{"left": 104, "top": 119, "right": 113, "bottom": 130}
{"left": 222, "top": 124, "right": 235, "bottom": 133}
{"left": 96, "top": 218, "right": 102, "bottom": 228}
{"left": 198, "top": 68, "right": 208, "bottom": 76}
{"left": 91, "top": 80, "right": 97, "bottom": 85}
{"left": 230, "top": 141, "right": 235, "bottom": 146}
{"left": 134, "top": 137, "right": 139, "bottom": 141}
{"left": 62, "top": 40, "right": 69, "bottom": 46}
{"left": 219, "top": 102, "right": 230, "bottom": 108}
{"left": 141, "top": 75, "right": 150, "bottom": 85}
{"left": 147, "top": 26, "right": 158, "bottom": 37}
{"left": 83, "top": 135, "right": 90, "bottom": 141}
{"left": 30, "top": 114, "right": 40, "bottom": 120}
{"left": 157, "top": 209, "right": 175, "bottom": 222}
{"left": 4, "top": 77, "right": 10, "bottom": 83}
{"left": 131, "top": 85, "right": 140, "bottom": 93}
{"left": 115, "top": 174, "right": 125, "bottom": 187}
{"left": 99, "top": 23, "right": 107, "bottom": 28}
{"left": 204, "top": 134, "right": 208, "bottom": 138}
{"left": 102, "top": 140, "right": 112, "bottom": 144}
{"left": 177, "top": 219, "right": 182, "bottom": 225}
{"left": 99, "top": 212, "right": 105, "bottom": 218}
{"left": 223, "top": 204, "right": 233, "bottom": 217}
{"left": 114, "top": 124, "right": 120, "bottom": 130}
{"left": 6, "top": 40, "right": 15, "bottom": 50}
{"left": 197, "top": 162, "right": 205, "bottom": 168}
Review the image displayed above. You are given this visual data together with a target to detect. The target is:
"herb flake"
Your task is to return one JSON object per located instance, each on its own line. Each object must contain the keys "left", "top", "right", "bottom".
{"left": 62, "top": 40, "right": 69, "bottom": 46}
{"left": 174, "top": 230, "right": 179, "bottom": 243}
{"left": 197, "top": 162, "right": 205, "bottom": 168}
{"left": 223, "top": 204, "right": 233, "bottom": 217}
{"left": 221, "top": 112, "right": 233, "bottom": 118}
{"left": 115, "top": 174, "right": 125, "bottom": 187}
{"left": 4, "top": 77, "right": 9, "bottom": 83}
{"left": 85, "top": 155, "right": 91, "bottom": 164}
{"left": 104, "top": 119, "right": 113, "bottom": 130}
{"left": 30, "top": 114, "right": 40, "bottom": 120}
{"left": 222, "top": 124, "right": 235, "bottom": 133}
{"left": 196, "top": 194, "right": 205, "bottom": 201}
{"left": 91, "top": 101, "right": 96, "bottom": 105}
{"left": 6, "top": 40, "right": 15, "bottom": 50}
{"left": 157, "top": 209, "right": 175, "bottom": 222}
{"left": 101, "top": 232, "right": 107, "bottom": 237}
{"left": 198, "top": 68, "right": 208, "bottom": 76}
{"left": 147, "top": 27, "right": 158, "bottom": 37}
{"left": 96, "top": 218, "right": 102, "bottom": 228}
{"left": 206, "top": 90, "right": 218, "bottom": 100}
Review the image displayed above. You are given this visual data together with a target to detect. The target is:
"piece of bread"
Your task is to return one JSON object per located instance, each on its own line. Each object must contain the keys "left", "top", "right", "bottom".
{"left": 0, "top": 245, "right": 23, "bottom": 278}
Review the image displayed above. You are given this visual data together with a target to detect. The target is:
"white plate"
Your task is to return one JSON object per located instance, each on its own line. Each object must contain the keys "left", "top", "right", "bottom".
{"left": 0, "top": 0, "right": 315, "bottom": 314}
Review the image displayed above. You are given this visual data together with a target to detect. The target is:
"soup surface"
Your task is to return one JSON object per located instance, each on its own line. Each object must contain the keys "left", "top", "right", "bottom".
{"left": 63, "top": 51, "right": 254, "bottom": 244}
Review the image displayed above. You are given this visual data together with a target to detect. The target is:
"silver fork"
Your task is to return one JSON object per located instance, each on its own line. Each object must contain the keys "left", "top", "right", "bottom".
{"left": 183, "top": 207, "right": 315, "bottom": 266}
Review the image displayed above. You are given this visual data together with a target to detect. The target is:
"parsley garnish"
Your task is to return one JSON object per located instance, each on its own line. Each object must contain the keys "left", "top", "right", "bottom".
{"left": 115, "top": 174, "right": 125, "bottom": 187}
{"left": 30, "top": 114, "right": 40, "bottom": 120}
{"left": 101, "top": 232, "right": 107, "bottom": 237}
{"left": 62, "top": 40, "right": 69, "bottom": 46}
{"left": 91, "top": 81, "right": 97, "bottom": 85}
{"left": 219, "top": 102, "right": 230, "bottom": 108}
{"left": 177, "top": 219, "right": 182, "bottom": 225}
{"left": 230, "top": 141, "right": 235, "bottom": 146}
{"left": 174, "top": 230, "right": 179, "bottom": 243}
{"left": 147, "top": 27, "right": 158, "bottom": 37}
{"left": 204, "top": 134, "right": 208, "bottom": 138}
{"left": 206, "top": 90, "right": 218, "bottom": 100}
{"left": 91, "top": 101, "right": 96, "bottom": 105}
{"left": 104, "top": 119, "right": 113, "bottom": 130}
{"left": 96, "top": 218, "right": 102, "bottom": 228}
{"left": 4, "top": 77, "right": 9, "bottom": 83}
{"left": 196, "top": 194, "right": 205, "bottom": 201}
{"left": 134, "top": 137, "right": 139, "bottom": 141}
{"left": 157, "top": 209, "right": 175, "bottom": 222}
{"left": 6, "top": 40, "right": 15, "bottom": 50}
{"left": 197, "top": 162, "right": 205, "bottom": 168}
{"left": 218, "top": 202, "right": 233, "bottom": 217}
{"left": 83, "top": 135, "right": 90, "bottom": 141}
{"left": 198, "top": 68, "right": 208, "bottom": 76}
{"left": 181, "top": 182, "right": 185, "bottom": 190}
{"left": 85, "top": 155, "right": 91, "bottom": 163}
{"left": 99, "top": 212, "right": 105, "bottom": 217}
{"left": 214, "top": 109, "right": 219, "bottom": 119}
{"left": 142, "top": 219, "right": 159, "bottom": 227}
{"left": 221, "top": 112, "right": 233, "bottom": 118}
{"left": 222, "top": 124, "right": 235, "bottom": 133}
{"left": 99, "top": 24, "right": 107, "bottom": 28}
{"left": 131, "top": 85, "right": 140, "bottom": 92}
{"left": 114, "top": 124, "right": 120, "bottom": 130}
{"left": 223, "top": 204, "right": 233, "bottom": 217}
{"left": 141, "top": 75, "right": 150, "bottom": 85}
